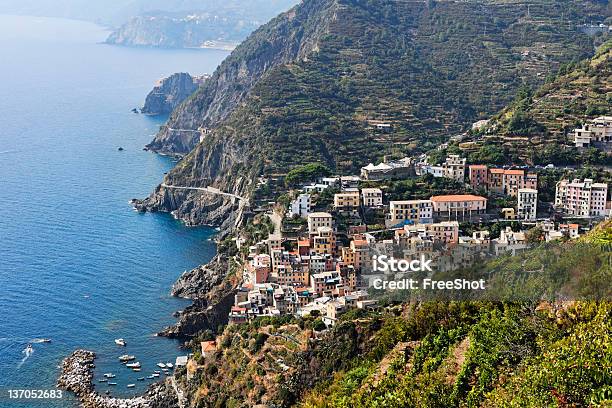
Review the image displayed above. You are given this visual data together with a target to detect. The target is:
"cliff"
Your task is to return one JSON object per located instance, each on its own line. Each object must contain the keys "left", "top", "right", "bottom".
{"left": 145, "top": 0, "right": 336, "bottom": 155}
{"left": 157, "top": 255, "right": 241, "bottom": 338}
{"left": 140, "top": 0, "right": 606, "bottom": 226}
{"left": 141, "top": 73, "right": 206, "bottom": 116}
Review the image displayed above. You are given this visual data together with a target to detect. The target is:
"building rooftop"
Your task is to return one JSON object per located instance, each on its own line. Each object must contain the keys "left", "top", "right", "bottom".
{"left": 430, "top": 194, "right": 487, "bottom": 202}
{"left": 201, "top": 341, "right": 217, "bottom": 353}
{"left": 308, "top": 212, "right": 333, "bottom": 218}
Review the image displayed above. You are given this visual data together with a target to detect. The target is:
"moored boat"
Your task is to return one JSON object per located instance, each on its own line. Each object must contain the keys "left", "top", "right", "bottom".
{"left": 127, "top": 384, "right": 135, "bottom": 388}
{"left": 156, "top": 363, "right": 166, "bottom": 368}
{"left": 125, "top": 362, "right": 141, "bottom": 369}
{"left": 118, "top": 354, "right": 136, "bottom": 362}
{"left": 114, "top": 338, "right": 126, "bottom": 346}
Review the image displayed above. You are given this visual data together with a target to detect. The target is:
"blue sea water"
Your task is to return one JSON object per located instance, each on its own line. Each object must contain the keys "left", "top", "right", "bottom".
{"left": 0, "top": 15, "right": 229, "bottom": 406}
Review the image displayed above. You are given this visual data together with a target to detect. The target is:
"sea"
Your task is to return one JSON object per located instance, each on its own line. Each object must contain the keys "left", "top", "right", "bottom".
{"left": 0, "top": 15, "right": 229, "bottom": 407}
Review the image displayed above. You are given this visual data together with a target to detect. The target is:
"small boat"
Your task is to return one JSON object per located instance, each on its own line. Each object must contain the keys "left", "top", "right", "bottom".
{"left": 24, "top": 344, "right": 33, "bottom": 354}
{"left": 114, "top": 338, "right": 126, "bottom": 346}
{"left": 103, "top": 373, "right": 116, "bottom": 378}
{"left": 154, "top": 370, "right": 160, "bottom": 374}
{"left": 126, "top": 362, "right": 141, "bottom": 369}
{"left": 108, "top": 382, "right": 117, "bottom": 386}
{"left": 132, "top": 368, "right": 141, "bottom": 372}
{"left": 98, "top": 379, "right": 108, "bottom": 383}
{"left": 152, "top": 373, "right": 160, "bottom": 378}
{"left": 118, "top": 147, "right": 124, "bottom": 151}
{"left": 118, "top": 354, "right": 135, "bottom": 362}
{"left": 137, "top": 377, "right": 145, "bottom": 381}
{"left": 127, "top": 384, "right": 135, "bottom": 388}
{"left": 166, "top": 363, "right": 173, "bottom": 368}
{"left": 146, "top": 375, "right": 155, "bottom": 379}
{"left": 156, "top": 363, "right": 166, "bottom": 368}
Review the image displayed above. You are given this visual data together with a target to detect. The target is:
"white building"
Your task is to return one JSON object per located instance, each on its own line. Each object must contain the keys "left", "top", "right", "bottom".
{"left": 493, "top": 227, "right": 528, "bottom": 256}
{"left": 555, "top": 179, "right": 608, "bottom": 217}
{"left": 360, "top": 157, "right": 413, "bottom": 180}
{"left": 517, "top": 188, "right": 538, "bottom": 221}
{"left": 573, "top": 116, "right": 612, "bottom": 148}
{"left": 303, "top": 183, "right": 328, "bottom": 193}
{"left": 361, "top": 188, "right": 383, "bottom": 207}
{"left": 289, "top": 193, "right": 311, "bottom": 218}
{"left": 442, "top": 154, "right": 466, "bottom": 182}
{"left": 386, "top": 200, "right": 433, "bottom": 227}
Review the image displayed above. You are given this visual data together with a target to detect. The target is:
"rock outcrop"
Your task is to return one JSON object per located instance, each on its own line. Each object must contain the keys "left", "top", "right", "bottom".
{"left": 158, "top": 255, "right": 240, "bottom": 338}
{"left": 141, "top": 73, "right": 206, "bottom": 116}
{"left": 58, "top": 350, "right": 179, "bottom": 408}
{"left": 132, "top": 183, "right": 245, "bottom": 235}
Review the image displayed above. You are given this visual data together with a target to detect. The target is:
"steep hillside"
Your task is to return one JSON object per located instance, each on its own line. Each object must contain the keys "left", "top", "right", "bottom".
{"left": 173, "top": 222, "right": 611, "bottom": 407}
{"left": 470, "top": 39, "right": 611, "bottom": 164}
{"left": 145, "top": 0, "right": 338, "bottom": 154}
{"left": 140, "top": 0, "right": 607, "bottom": 225}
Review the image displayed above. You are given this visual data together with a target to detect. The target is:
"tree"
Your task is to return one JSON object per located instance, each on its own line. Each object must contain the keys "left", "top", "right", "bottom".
{"left": 285, "top": 163, "right": 332, "bottom": 186}
{"left": 312, "top": 318, "right": 327, "bottom": 332}
{"left": 525, "top": 226, "right": 544, "bottom": 243}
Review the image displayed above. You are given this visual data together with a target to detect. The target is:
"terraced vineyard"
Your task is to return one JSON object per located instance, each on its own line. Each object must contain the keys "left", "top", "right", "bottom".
{"left": 154, "top": 0, "right": 607, "bottom": 195}
{"left": 473, "top": 39, "right": 611, "bottom": 164}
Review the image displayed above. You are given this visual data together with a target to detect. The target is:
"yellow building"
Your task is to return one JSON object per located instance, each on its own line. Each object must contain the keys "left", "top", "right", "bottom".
{"left": 334, "top": 189, "right": 360, "bottom": 215}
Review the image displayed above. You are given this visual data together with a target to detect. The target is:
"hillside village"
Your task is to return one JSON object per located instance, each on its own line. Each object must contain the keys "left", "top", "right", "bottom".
{"left": 226, "top": 133, "right": 610, "bottom": 327}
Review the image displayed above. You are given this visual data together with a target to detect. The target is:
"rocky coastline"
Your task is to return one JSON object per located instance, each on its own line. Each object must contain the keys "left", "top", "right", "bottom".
{"left": 57, "top": 350, "right": 179, "bottom": 408}
{"left": 140, "top": 73, "right": 207, "bottom": 116}
{"left": 157, "top": 254, "right": 240, "bottom": 338}
{"left": 131, "top": 185, "right": 243, "bottom": 238}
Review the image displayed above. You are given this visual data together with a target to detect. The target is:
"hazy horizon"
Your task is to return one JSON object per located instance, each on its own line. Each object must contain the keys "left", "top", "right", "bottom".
{"left": 0, "top": 0, "right": 299, "bottom": 25}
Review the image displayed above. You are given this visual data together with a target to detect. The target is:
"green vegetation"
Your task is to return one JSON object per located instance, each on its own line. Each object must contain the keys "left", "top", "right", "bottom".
{"left": 163, "top": 0, "right": 606, "bottom": 192}
{"left": 385, "top": 174, "right": 466, "bottom": 201}
{"left": 285, "top": 163, "right": 332, "bottom": 186}
{"left": 475, "top": 39, "right": 612, "bottom": 166}
{"left": 300, "top": 301, "right": 611, "bottom": 408}
{"left": 181, "top": 223, "right": 611, "bottom": 407}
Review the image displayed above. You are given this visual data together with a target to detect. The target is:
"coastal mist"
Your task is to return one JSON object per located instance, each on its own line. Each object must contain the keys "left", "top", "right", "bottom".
{"left": 0, "top": 15, "right": 228, "bottom": 406}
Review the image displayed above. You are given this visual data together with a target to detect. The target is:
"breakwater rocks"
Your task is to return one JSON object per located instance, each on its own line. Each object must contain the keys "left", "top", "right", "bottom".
{"left": 58, "top": 350, "right": 179, "bottom": 408}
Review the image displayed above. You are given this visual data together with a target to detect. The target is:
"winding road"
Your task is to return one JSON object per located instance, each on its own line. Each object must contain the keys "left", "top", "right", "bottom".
{"left": 161, "top": 183, "right": 248, "bottom": 202}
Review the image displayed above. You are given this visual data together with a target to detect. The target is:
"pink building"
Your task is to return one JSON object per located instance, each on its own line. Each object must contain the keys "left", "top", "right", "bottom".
{"left": 555, "top": 179, "right": 608, "bottom": 217}
{"left": 468, "top": 165, "right": 488, "bottom": 190}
